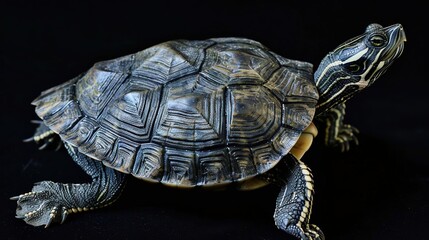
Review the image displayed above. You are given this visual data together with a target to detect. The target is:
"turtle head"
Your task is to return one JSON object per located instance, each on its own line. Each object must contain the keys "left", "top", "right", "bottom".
{"left": 314, "top": 23, "right": 406, "bottom": 115}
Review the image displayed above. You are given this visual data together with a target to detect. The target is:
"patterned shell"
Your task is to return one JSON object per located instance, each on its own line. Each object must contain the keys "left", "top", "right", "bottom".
{"left": 32, "top": 38, "right": 319, "bottom": 187}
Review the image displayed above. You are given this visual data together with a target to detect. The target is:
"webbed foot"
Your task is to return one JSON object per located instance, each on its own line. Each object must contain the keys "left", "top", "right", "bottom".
{"left": 306, "top": 224, "right": 325, "bottom": 240}
{"left": 278, "top": 222, "right": 324, "bottom": 240}
{"left": 331, "top": 123, "right": 359, "bottom": 152}
{"left": 11, "top": 150, "right": 127, "bottom": 228}
{"left": 11, "top": 181, "right": 70, "bottom": 227}
{"left": 319, "top": 103, "right": 359, "bottom": 152}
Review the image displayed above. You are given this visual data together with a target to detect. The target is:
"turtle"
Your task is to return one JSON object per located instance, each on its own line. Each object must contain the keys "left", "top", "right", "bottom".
{"left": 11, "top": 23, "right": 406, "bottom": 240}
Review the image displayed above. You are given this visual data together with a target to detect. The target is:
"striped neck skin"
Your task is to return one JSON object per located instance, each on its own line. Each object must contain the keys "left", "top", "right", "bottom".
{"left": 314, "top": 23, "right": 406, "bottom": 116}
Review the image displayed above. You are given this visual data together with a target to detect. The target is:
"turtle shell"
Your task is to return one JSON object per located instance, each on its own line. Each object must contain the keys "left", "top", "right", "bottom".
{"left": 32, "top": 38, "right": 319, "bottom": 187}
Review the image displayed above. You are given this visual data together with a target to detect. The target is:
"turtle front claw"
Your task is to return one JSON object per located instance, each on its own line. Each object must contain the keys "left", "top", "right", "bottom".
{"left": 278, "top": 221, "right": 325, "bottom": 240}
{"left": 320, "top": 103, "right": 360, "bottom": 152}
{"left": 306, "top": 224, "right": 325, "bottom": 240}
{"left": 11, "top": 181, "right": 69, "bottom": 227}
{"left": 333, "top": 123, "right": 359, "bottom": 152}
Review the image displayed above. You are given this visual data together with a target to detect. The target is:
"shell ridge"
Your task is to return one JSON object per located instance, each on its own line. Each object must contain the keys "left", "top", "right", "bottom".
{"left": 35, "top": 38, "right": 318, "bottom": 186}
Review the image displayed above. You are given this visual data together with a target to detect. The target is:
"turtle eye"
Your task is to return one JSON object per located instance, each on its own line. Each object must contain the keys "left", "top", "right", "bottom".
{"left": 369, "top": 34, "right": 387, "bottom": 47}
{"left": 345, "top": 63, "right": 361, "bottom": 73}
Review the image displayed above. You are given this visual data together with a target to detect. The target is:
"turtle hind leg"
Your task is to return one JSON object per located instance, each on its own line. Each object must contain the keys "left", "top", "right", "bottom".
{"left": 23, "top": 120, "right": 62, "bottom": 151}
{"left": 11, "top": 143, "right": 127, "bottom": 227}
{"left": 272, "top": 155, "right": 324, "bottom": 240}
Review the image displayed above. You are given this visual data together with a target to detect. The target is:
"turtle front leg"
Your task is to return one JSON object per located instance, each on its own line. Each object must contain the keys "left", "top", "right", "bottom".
{"left": 271, "top": 155, "right": 324, "bottom": 240}
{"left": 319, "top": 102, "right": 359, "bottom": 152}
{"left": 11, "top": 143, "right": 127, "bottom": 227}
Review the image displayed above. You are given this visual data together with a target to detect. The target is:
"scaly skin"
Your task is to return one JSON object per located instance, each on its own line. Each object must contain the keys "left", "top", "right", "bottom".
{"left": 12, "top": 143, "right": 127, "bottom": 227}
{"left": 266, "top": 155, "right": 324, "bottom": 240}
{"left": 317, "top": 103, "right": 359, "bottom": 152}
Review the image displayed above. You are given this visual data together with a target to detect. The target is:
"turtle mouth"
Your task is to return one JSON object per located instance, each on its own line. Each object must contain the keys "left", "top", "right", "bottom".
{"left": 367, "top": 24, "right": 406, "bottom": 85}
{"left": 381, "top": 24, "right": 406, "bottom": 62}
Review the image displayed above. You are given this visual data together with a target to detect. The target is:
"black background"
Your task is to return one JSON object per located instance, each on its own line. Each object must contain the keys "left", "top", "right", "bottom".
{"left": 1, "top": 1, "right": 427, "bottom": 240}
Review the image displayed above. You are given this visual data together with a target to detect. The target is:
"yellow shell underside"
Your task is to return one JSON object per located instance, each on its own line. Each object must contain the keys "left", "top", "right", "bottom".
{"left": 236, "top": 122, "right": 318, "bottom": 191}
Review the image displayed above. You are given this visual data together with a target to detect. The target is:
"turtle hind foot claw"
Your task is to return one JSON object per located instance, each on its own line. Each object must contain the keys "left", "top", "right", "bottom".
{"left": 11, "top": 182, "right": 69, "bottom": 227}
{"left": 25, "top": 120, "right": 63, "bottom": 151}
